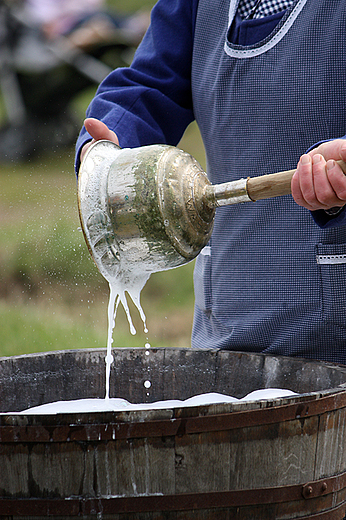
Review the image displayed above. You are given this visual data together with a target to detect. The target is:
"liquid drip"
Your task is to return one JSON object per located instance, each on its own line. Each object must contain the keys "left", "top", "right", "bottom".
{"left": 105, "top": 285, "right": 116, "bottom": 400}
{"left": 88, "top": 217, "right": 150, "bottom": 398}
{"left": 104, "top": 277, "right": 149, "bottom": 399}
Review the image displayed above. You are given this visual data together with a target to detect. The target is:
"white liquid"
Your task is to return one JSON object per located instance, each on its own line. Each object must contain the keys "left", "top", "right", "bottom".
{"left": 9, "top": 389, "right": 298, "bottom": 415}
{"left": 105, "top": 285, "right": 116, "bottom": 400}
{"left": 89, "top": 233, "right": 150, "bottom": 399}
{"left": 103, "top": 276, "right": 149, "bottom": 399}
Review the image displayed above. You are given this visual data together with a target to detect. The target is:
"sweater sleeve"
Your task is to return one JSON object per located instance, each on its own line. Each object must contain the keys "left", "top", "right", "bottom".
{"left": 311, "top": 207, "right": 346, "bottom": 228}
{"left": 75, "top": 0, "right": 198, "bottom": 173}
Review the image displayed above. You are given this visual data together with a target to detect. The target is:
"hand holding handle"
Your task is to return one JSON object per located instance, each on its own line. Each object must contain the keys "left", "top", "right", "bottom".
{"left": 246, "top": 160, "right": 346, "bottom": 202}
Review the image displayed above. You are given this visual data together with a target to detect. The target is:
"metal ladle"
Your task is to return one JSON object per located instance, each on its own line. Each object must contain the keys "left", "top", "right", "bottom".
{"left": 77, "top": 140, "right": 345, "bottom": 279}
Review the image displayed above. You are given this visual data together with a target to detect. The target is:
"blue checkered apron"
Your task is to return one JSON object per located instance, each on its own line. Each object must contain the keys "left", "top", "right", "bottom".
{"left": 191, "top": 0, "right": 346, "bottom": 363}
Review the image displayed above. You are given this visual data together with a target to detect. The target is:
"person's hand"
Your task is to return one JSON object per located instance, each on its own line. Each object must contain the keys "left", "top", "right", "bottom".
{"left": 291, "top": 139, "right": 346, "bottom": 211}
{"left": 80, "top": 118, "right": 119, "bottom": 163}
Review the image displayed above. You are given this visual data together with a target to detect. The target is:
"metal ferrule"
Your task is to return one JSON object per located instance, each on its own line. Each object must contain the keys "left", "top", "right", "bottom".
{"left": 205, "top": 178, "right": 251, "bottom": 207}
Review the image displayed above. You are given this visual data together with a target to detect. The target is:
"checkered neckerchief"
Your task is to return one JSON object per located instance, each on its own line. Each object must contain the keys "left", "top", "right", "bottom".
{"left": 238, "top": 0, "right": 294, "bottom": 19}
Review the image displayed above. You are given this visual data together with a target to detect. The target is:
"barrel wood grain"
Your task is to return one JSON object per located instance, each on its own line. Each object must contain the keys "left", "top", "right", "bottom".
{"left": 1, "top": 349, "right": 346, "bottom": 519}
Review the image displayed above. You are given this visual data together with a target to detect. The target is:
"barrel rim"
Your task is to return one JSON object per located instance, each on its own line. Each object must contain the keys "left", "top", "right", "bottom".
{"left": 1, "top": 348, "right": 346, "bottom": 424}
{"left": 1, "top": 387, "right": 346, "bottom": 441}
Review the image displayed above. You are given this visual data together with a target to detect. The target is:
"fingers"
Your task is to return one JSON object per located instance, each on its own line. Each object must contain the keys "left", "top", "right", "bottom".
{"left": 292, "top": 153, "right": 346, "bottom": 211}
{"left": 80, "top": 141, "right": 93, "bottom": 163}
{"left": 80, "top": 118, "right": 119, "bottom": 163}
{"left": 325, "top": 159, "right": 346, "bottom": 201}
{"left": 291, "top": 155, "right": 315, "bottom": 210}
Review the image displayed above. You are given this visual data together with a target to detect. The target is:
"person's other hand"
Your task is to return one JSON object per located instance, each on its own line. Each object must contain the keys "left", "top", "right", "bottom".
{"left": 291, "top": 139, "right": 346, "bottom": 211}
{"left": 80, "top": 118, "right": 119, "bottom": 163}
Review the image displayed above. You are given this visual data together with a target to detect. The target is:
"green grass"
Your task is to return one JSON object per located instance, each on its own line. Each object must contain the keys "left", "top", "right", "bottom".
{"left": 107, "top": 0, "right": 156, "bottom": 14}
{"left": 0, "top": 300, "right": 101, "bottom": 357}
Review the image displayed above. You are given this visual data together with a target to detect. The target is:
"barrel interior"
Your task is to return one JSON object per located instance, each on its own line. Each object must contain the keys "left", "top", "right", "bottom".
{"left": 0, "top": 348, "right": 346, "bottom": 413}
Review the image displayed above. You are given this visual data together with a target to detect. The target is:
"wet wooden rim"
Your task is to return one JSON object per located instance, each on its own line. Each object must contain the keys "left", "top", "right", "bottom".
{"left": 1, "top": 389, "right": 346, "bottom": 443}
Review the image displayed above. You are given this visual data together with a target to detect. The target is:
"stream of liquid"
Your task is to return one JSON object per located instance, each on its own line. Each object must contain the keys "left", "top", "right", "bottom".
{"left": 104, "top": 281, "right": 149, "bottom": 399}
{"left": 104, "top": 275, "right": 149, "bottom": 399}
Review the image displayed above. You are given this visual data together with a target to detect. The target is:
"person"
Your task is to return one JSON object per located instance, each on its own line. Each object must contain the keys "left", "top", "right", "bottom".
{"left": 23, "top": 0, "right": 109, "bottom": 39}
{"left": 0, "top": 0, "right": 150, "bottom": 162}
{"left": 22, "top": 0, "right": 150, "bottom": 45}
{"left": 75, "top": 0, "right": 346, "bottom": 364}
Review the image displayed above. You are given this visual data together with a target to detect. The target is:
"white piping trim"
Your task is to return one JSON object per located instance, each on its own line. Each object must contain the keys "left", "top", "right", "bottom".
{"left": 316, "top": 255, "right": 346, "bottom": 265}
{"left": 200, "top": 246, "right": 211, "bottom": 256}
{"left": 224, "top": 0, "right": 308, "bottom": 58}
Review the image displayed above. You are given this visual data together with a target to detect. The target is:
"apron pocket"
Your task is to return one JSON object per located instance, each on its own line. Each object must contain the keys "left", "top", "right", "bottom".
{"left": 316, "top": 243, "right": 346, "bottom": 328}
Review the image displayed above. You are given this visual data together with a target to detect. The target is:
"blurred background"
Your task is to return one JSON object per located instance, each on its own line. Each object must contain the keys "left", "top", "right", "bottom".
{"left": 0, "top": 0, "right": 206, "bottom": 357}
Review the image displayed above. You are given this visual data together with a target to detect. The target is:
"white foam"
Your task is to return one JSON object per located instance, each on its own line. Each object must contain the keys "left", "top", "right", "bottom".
{"left": 8, "top": 389, "right": 298, "bottom": 415}
{"left": 241, "top": 388, "right": 297, "bottom": 401}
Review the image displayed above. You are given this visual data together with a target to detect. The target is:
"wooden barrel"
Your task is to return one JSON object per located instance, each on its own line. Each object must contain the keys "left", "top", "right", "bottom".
{"left": 1, "top": 348, "right": 346, "bottom": 519}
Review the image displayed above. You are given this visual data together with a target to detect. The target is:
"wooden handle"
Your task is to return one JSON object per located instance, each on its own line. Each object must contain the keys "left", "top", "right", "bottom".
{"left": 247, "top": 160, "right": 346, "bottom": 202}
{"left": 247, "top": 169, "right": 294, "bottom": 201}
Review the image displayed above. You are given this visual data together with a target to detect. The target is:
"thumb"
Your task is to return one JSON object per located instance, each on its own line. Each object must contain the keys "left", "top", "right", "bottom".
{"left": 84, "top": 118, "right": 119, "bottom": 145}
{"left": 310, "top": 138, "right": 346, "bottom": 163}
{"left": 340, "top": 141, "right": 346, "bottom": 164}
